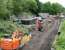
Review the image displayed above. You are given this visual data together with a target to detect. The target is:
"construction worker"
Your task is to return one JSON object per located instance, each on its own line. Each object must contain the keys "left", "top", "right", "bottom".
{"left": 35, "top": 17, "right": 43, "bottom": 31}
{"left": 35, "top": 17, "right": 39, "bottom": 31}
{"left": 12, "top": 29, "right": 18, "bottom": 38}
{"left": 38, "top": 17, "right": 43, "bottom": 31}
{"left": 12, "top": 29, "right": 24, "bottom": 46}
{"left": 12, "top": 28, "right": 24, "bottom": 40}
{"left": 18, "top": 31, "right": 24, "bottom": 40}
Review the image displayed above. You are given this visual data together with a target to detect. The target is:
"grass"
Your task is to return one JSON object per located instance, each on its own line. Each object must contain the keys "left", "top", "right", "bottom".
{"left": 53, "top": 19, "right": 65, "bottom": 50}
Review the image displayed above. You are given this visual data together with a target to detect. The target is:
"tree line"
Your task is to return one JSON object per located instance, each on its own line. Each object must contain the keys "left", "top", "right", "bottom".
{"left": 40, "top": 2, "right": 65, "bottom": 15}
{"left": 0, "top": 0, "right": 65, "bottom": 19}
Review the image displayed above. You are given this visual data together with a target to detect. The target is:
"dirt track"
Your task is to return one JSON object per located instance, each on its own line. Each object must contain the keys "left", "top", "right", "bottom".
{"left": 21, "top": 19, "right": 59, "bottom": 50}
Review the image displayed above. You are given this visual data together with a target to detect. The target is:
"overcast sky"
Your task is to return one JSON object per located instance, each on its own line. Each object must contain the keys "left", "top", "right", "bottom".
{"left": 39, "top": 0, "right": 65, "bottom": 7}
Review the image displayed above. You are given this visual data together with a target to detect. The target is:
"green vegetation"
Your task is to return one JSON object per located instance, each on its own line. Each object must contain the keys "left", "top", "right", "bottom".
{"left": 53, "top": 19, "right": 65, "bottom": 50}
{"left": 0, "top": 0, "right": 38, "bottom": 37}
{"left": 0, "top": 0, "right": 38, "bottom": 18}
{"left": 0, "top": 0, "right": 65, "bottom": 38}
{"left": 0, "top": 0, "right": 65, "bottom": 18}
{"left": 0, "top": 20, "right": 29, "bottom": 38}
{"left": 40, "top": 2, "right": 64, "bottom": 15}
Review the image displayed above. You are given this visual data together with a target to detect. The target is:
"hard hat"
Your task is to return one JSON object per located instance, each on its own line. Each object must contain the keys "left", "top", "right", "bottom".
{"left": 38, "top": 17, "right": 42, "bottom": 20}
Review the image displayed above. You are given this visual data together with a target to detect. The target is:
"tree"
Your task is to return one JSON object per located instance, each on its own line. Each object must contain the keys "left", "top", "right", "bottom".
{"left": 62, "top": 8, "right": 65, "bottom": 14}
{"left": 13, "top": 0, "right": 23, "bottom": 16}
{"left": 0, "top": 0, "right": 9, "bottom": 19}
{"left": 51, "top": 3, "right": 64, "bottom": 14}
{"left": 40, "top": 2, "right": 64, "bottom": 15}
{"left": 7, "top": 0, "right": 13, "bottom": 16}
{"left": 0, "top": 0, "right": 38, "bottom": 19}
{"left": 40, "top": 2, "right": 52, "bottom": 13}
{"left": 35, "top": 0, "right": 41, "bottom": 16}
{"left": 27, "top": 0, "right": 38, "bottom": 15}
{"left": 13, "top": 0, "right": 38, "bottom": 16}
{"left": 0, "top": 0, "right": 14, "bottom": 19}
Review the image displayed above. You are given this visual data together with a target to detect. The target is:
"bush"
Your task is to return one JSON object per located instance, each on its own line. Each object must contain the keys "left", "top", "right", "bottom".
{"left": 0, "top": 20, "right": 29, "bottom": 38}
{"left": 53, "top": 19, "right": 65, "bottom": 50}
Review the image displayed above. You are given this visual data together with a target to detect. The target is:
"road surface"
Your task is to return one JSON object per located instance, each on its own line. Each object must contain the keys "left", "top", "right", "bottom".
{"left": 21, "top": 19, "right": 59, "bottom": 50}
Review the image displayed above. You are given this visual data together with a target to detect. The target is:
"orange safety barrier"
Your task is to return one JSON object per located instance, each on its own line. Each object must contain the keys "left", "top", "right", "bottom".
{"left": 0, "top": 39, "right": 12, "bottom": 50}
{"left": 0, "top": 38, "right": 20, "bottom": 50}
{"left": 12, "top": 38, "right": 20, "bottom": 49}
{"left": 0, "top": 39, "right": 1, "bottom": 48}
{"left": 0, "top": 39, "right": 2, "bottom": 48}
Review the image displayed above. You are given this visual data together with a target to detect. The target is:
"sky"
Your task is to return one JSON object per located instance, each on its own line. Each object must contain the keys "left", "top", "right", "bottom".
{"left": 39, "top": 0, "right": 65, "bottom": 7}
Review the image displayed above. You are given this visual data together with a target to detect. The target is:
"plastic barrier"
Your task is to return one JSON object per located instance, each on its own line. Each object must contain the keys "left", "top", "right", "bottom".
{"left": 12, "top": 38, "right": 20, "bottom": 49}
{"left": 0, "top": 38, "right": 12, "bottom": 50}
{"left": 0, "top": 38, "right": 20, "bottom": 50}
{"left": 0, "top": 34, "right": 32, "bottom": 50}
